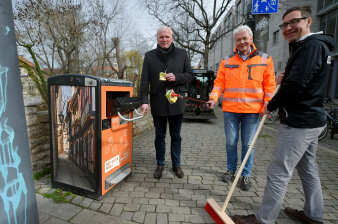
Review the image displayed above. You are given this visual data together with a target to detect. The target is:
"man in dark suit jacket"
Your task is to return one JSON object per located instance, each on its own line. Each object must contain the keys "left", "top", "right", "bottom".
{"left": 139, "top": 25, "right": 193, "bottom": 179}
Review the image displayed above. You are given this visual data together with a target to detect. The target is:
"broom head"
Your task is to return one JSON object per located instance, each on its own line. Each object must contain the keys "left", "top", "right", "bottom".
{"left": 204, "top": 198, "right": 235, "bottom": 224}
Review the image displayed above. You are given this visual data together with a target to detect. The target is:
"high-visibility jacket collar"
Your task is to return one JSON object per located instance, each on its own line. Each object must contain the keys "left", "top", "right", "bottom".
{"left": 233, "top": 43, "right": 257, "bottom": 60}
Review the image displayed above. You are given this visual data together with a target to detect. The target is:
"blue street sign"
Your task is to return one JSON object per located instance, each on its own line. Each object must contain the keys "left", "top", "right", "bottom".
{"left": 252, "top": 0, "right": 278, "bottom": 14}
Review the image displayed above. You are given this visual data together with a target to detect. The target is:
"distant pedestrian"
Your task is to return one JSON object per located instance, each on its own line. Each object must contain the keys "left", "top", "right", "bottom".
{"left": 233, "top": 6, "right": 335, "bottom": 224}
{"left": 139, "top": 25, "right": 193, "bottom": 179}
{"left": 207, "top": 25, "right": 276, "bottom": 191}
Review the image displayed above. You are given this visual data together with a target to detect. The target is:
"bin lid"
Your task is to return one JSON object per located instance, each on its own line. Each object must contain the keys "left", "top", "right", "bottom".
{"left": 47, "top": 74, "right": 133, "bottom": 87}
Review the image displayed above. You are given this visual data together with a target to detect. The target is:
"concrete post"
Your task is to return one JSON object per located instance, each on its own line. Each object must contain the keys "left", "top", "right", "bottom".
{"left": 0, "top": 0, "right": 39, "bottom": 223}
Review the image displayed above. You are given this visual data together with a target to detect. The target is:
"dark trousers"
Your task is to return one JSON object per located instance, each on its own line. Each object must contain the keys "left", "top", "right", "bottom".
{"left": 153, "top": 114, "right": 183, "bottom": 167}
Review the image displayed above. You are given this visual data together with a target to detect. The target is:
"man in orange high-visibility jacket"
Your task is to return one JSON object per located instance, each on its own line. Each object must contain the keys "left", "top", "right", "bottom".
{"left": 207, "top": 25, "right": 276, "bottom": 191}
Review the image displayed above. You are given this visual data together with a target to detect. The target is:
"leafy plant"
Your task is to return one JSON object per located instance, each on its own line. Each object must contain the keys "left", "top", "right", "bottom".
{"left": 34, "top": 167, "right": 51, "bottom": 180}
{"left": 42, "top": 189, "right": 75, "bottom": 203}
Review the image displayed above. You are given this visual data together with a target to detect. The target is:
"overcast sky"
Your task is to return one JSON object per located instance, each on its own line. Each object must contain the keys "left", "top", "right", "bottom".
{"left": 125, "top": 0, "right": 159, "bottom": 49}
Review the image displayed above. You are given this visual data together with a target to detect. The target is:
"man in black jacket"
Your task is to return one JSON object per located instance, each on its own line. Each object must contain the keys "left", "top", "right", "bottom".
{"left": 139, "top": 26, "right": 193, "bottom": 179}
{"left": 233, "top": 6, "right": 335, "bottom": 224}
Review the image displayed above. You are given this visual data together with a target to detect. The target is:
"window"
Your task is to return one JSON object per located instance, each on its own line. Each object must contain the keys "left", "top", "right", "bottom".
{"left": 236, "top": 1, "right": 242, "bottom": 23}
{"left": 228, "top": 14, "right": 233, "bottom": 30}
{"left": 317, "top": 0, "right": 324, "bottom": 11}
{"left": 243, "top": 0, "right": 248, "bottom": 15}
{"left": 273, "top": 30, "right": 279, "bottom": 45}
{"left": 325, "top": 0, "right": 334, "bottom": 7}
{"left": 320, "top": 7, "right": 338, "bottom": 53}
{"left": 224, "top": 19, "right": 228, "bottom": 32}
{"left": 317, "top": 0, "right": 338, "bottom": 12}
{"left": 327, "top": 10, "right": 336, "bottom": 36}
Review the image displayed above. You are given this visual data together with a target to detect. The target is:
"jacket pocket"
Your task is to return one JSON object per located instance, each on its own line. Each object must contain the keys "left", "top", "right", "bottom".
{"left": 224, "top": 64, "right": 240, "bottom": 81}
{"left": 247, "top": 64, "right": 266, "bottom": 82}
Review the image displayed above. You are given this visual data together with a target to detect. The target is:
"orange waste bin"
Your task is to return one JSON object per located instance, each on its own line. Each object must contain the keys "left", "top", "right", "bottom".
{"left": 48, "top": 74, "right": 142, "bottom": 199}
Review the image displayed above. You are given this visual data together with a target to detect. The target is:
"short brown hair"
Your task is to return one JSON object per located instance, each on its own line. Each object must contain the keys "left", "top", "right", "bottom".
{"left": 282, "top": 6, "right": 311, "bottom": 19}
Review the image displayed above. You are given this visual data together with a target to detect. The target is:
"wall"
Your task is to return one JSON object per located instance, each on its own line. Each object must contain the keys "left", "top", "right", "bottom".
{"left": 21, "top": 75, "right": 50, "bottom": 172}
{"left": 132, "top": 109, "right": 153, "bottom": 136}
{"left": 24, "top": 98, "right": 50, "bottom": 172}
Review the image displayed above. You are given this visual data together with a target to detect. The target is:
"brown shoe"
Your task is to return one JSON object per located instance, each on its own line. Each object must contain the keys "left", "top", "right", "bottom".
{"left": 172, "top": 166, "right": 184, "bottom": 178}
{"left": 285, "top": 207, "right": 323, "bottom": 224}
{"left": 232, "top": 214, "right": 260, "bottom": 224}
{"left": 154, "top": 166, "right": 164, "bottom": 179}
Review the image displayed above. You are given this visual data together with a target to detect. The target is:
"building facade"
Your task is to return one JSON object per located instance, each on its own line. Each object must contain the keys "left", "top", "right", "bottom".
{"left": 208, "top": 0, "right": 338, "bottom": 98}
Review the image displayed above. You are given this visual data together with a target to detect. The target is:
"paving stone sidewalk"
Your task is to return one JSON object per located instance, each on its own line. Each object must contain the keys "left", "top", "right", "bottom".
{"left": 35, "top": 106, "right": 338, "bottom": 223}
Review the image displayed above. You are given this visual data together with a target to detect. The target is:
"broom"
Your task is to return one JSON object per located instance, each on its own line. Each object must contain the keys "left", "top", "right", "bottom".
{"left": 204, "top": 85, "right": 280, "bottom": 224}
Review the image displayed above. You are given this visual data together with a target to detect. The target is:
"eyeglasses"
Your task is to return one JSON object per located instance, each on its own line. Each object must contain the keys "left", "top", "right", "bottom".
{"left": 279, "top": 17, "right": 308, "bottom": 30}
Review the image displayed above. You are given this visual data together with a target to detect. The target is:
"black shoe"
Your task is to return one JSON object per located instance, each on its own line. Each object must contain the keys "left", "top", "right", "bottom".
{"left": 285, "top": 207, "right": 323, "bottom": 224}
{"left": 172, "top": 167, "right": 184, "bottom": 178}
{"left": 222, "top": 170, "right": 235, "bottom": 183}
{"left": 240, "top": 176, "right": 251, "bottom": 191}
{"left": 233, "top": 214, "right": 260, "bottom": 224}
{"left": 154, "top": 166, "right": 164, "bottom": 179}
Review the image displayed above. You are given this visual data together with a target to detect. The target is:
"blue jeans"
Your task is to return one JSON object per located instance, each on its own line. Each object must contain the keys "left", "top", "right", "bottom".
{"left": 153, "top": 114, "right": 183, "bottom": 167}
{"left": 223, "top": 112, "right": 259, "bottom": 176}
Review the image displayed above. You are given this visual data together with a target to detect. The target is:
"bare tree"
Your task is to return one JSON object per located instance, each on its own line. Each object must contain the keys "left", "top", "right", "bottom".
{"left": 15, "top": 0, "right": 91, "bottom": 74}
{"left": 84, "top": 0, "right": 129, "bottom": 78}
{"left": 15, "top": 0, "right": 146, "bottom": 87}
{"left": 141, "top": 0, "right": 233, "bottom": 68}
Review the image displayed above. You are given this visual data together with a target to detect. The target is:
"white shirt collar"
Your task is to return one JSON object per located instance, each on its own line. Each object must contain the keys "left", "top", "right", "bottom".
{"left": 298, "top": 31, "right": 323, "bottom": 41}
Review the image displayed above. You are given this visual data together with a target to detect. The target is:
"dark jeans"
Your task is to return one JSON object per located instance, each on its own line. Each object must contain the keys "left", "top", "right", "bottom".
{"left": 153, "top": 114, "right": 183, "bottom": 167}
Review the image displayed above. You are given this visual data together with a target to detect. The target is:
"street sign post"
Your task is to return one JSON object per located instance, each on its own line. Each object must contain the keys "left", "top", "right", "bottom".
{"left": 252, "top": 0, "right": 278, "bottom": 14}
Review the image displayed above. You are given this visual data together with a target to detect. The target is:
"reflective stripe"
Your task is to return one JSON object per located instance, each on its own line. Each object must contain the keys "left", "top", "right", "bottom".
{"left": 223, "top": 53, "right": 235, "bottom": 65}
{"left": 261, "top": 53, "right": 268, "bottom": 64}
{"left": 224, "top": 88, "right": 263, "bottom": 94}
{"left": 224, "top": 58, "right": 230, "bottom": 64}
{"left": 213, "top": 86, "right": 223, "bottom": 92}
{"left": 210, "top": 92, "right": 219, "bottom": 97}
{"left": 264, "top": 92, "right": 274, "bottom": 98}
{"left": 222, "top": 97, "right": 264, "bottom": 103}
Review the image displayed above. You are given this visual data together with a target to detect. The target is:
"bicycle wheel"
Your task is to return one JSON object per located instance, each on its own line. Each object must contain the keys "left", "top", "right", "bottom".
{"left": 318, "top": 125, "right": 328, "bottom": 141}
{"left": 265, "top": 110, "right": 279, "bottom": 124}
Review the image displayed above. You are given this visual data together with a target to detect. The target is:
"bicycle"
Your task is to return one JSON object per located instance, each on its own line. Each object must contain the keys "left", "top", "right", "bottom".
{"left": 318, "top": 97, "right": 338, "bottom": 141}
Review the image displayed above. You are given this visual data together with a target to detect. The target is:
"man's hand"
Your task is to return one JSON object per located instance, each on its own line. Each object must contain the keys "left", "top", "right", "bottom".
{"left": 206, "top": 100, "right": 216, "bottom": 109}
{"left": 165, "top": 73, "right": 176, "bottom": 82}
{"left": 141, "top": 104, "right": 149, "bottom": 114}
{"left": 276, "top": 72, "right": 284, "bottom": 85}
{"left": 263, "top": 104, "right": 271, "bottom": 118}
